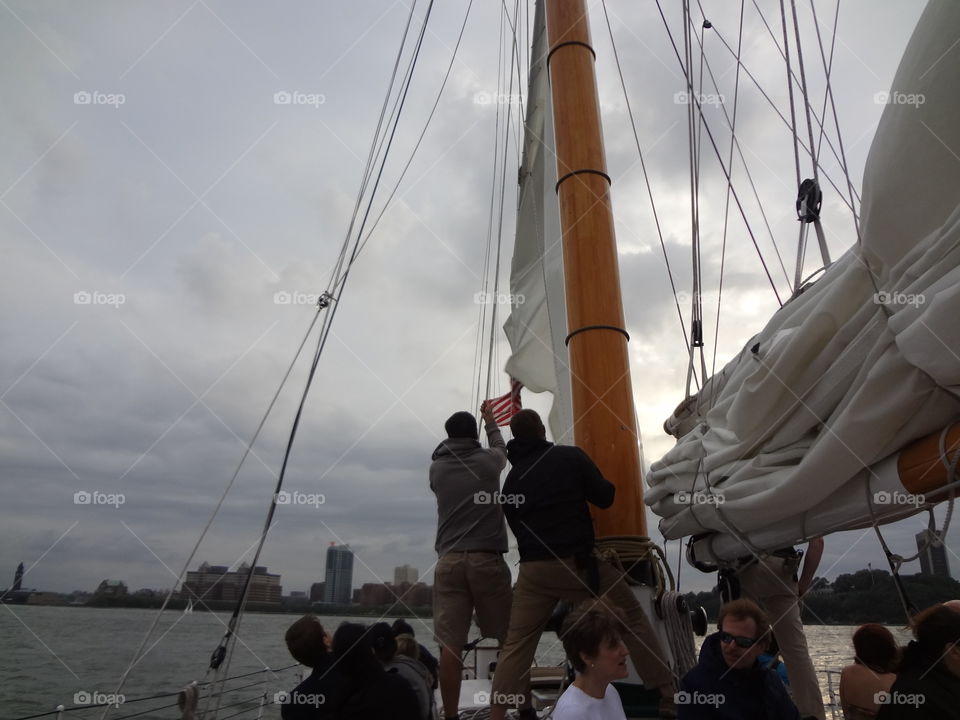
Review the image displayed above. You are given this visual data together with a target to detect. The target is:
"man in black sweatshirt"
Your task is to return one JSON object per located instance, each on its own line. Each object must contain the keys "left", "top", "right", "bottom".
{"left": 488, "top": 409, "right": 676, "bottom": 720}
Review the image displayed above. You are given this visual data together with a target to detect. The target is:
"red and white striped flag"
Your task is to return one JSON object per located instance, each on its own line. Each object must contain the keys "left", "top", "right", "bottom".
{"left": 485, "top": 378, "right": 523, "bottom": 426}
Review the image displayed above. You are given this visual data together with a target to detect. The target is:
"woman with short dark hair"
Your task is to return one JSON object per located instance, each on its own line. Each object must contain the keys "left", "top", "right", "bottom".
{"left": 552, "top": 601, "right": 631, "bottom": 720}
{"left": 839, "top": 623, "right": 898, "bottom": 719}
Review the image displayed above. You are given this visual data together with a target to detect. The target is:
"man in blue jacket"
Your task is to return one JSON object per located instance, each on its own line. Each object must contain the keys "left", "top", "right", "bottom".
{"left": 488, "top": 409, "right": 675, "bottom": 720}
{"left": 678, "top": 599, "right": 801, "bottom": 720}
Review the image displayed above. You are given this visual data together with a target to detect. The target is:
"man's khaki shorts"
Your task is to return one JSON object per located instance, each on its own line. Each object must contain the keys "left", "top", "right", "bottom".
{"left": 433, "top": 551, "right": 512, "bottom": 652}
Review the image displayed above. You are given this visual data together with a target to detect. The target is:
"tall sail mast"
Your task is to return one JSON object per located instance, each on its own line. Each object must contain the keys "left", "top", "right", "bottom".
{"left": 544, "top": 0, "right": 646, "bottom": 537}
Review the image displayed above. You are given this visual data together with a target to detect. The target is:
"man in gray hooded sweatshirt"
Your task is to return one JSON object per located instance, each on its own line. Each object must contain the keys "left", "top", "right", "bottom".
{"left": 430, "top": 402, "right": 512, "bottom": 720}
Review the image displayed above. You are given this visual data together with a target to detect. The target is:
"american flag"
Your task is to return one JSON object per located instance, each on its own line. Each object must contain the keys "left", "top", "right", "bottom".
{"left": 485, "top": 378, "right": 523, "bottom": 426}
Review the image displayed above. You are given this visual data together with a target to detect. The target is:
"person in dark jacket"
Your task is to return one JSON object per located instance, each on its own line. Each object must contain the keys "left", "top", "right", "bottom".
{"left": 489, "top": 409, "right": 676, "bottom": 720}
{"left": 331, "top": 622, "right": 420, "bottom": 720}
{"left": 876, "top": 603, "right": 960, "bottom": 719}
{"left": 678, "top": 598, "right": 801, "bottom": 720}
{"left": 280, "top": 615, "right": 340, "bottom": 720}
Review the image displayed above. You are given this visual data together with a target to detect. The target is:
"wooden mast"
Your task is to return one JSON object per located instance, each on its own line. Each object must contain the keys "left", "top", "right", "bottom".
{"left": 545, "top": 0, "right": 646, "bottom": 537}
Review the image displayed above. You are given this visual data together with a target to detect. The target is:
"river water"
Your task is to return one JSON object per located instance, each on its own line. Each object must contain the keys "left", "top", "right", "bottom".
{"left": 0, "top": 606, "right": 914, "bottom": 720}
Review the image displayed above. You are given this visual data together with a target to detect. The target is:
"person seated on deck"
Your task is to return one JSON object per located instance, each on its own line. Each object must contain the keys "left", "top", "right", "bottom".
{"left": 678, "top": 598, "right": 801, "bottom": 720}
{"left": 488, "top": 409, "right": 676, "bottom": 720}
{"left": 369, "top": 622, "right": 433, "bottom": 720}
{"left": 391, "top": 618, "right": 439, "bottom": 689}
{"left": 839, "top": 623, "right": 898, "bottom": 719}
{"left": 552, "top": 600, "right": 632, "bottom": 720}
{"left": 331, "top": 622, "right": 420, "bottom": 720}
{"left": 280, "top": 615, "right": 340, "bottom": 720}
{"left": 876, "top": 602, "right": 960, "bottom": 720}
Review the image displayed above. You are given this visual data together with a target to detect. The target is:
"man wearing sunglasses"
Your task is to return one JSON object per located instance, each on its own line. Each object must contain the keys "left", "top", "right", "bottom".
{"left": 677, "top": 599, "right": 801, "bottom": 720}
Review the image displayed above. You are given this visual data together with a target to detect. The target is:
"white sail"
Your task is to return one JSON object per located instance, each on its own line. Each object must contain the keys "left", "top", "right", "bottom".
{"left": 502, "top": 0, "right": 574, "bottom": 442}
{"left": 646, "top": 0, "right": 960, "bottom": 563}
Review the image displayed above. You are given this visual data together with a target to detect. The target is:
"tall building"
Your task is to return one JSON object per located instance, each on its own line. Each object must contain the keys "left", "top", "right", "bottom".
{"left": 323, "top": 544, "right": 354, "bottom": 604}
{"left": 12, "top": 562, "right": 23, "bottom": 591}
{"left": 394, "top": 564, "right": 419, "bottom": 586}
{"left": 916, "top": 530, "right": 951, "bottom": 578}
{"left": 181, "top": 562, "right": 282, "bottom": 604}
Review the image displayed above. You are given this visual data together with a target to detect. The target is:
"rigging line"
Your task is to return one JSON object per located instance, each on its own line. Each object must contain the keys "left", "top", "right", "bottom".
{"left": 99, "top": 313, "right": 324, "bottom": 717}
{"left": 705, "top": 18, "right": 857, "bottom": 217}
{"left": 476, "top": 1, "right": 508, "bottom": 409}
{"left": 810, "top": 0, "right": 863, "bottom": 240}
{"left": 327, "top": 0, "right": 422, "bottom": 297}
{"left": 778, "top": 0, "right": 803, "bottom": 191}
{"left": 709, "top": 0, "right": 746, "bottom": 408}
{"left": 790, "top": 0, "right": 820, "bottom": 183}
{"left": 602, "top": 0, "right": 690, "bottom": 357}
{"left": 750, "top": 0, "right": 858, "bottom": 209}
{"left": 212, "top": 2, "right": 438, "bottom": 710}
{"left": 682, "top": 0, "right": 704, "bottom": 398}
{"left": 484, "top": 0, "right": 520, "bottom": 403}
{"left": 654, "top": 0, "right": 783, "bottom": 307}
{"left": 692, "top": 9, "right": 708, "bottom": 388}
{"left": 352, "top": 0, "right": 476, "bottom": 261}
{"left": 690, "top": 0, "right": 792, "bottom": 291}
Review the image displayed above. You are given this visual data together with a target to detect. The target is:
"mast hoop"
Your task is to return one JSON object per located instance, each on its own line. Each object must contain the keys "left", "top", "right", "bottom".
{"left": 564, "top": 324, "right": 630, "bottom": 346}
{"left": 546, "top": 39, "right": 596, "bottom": 64}
{"left": 555, "top": 168, "right": 611, "bottom": 193}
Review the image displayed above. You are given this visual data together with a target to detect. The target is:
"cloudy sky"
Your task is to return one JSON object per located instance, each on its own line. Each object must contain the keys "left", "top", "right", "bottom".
{"left": 1, "top": 0, "right": 955, "bottom": 635}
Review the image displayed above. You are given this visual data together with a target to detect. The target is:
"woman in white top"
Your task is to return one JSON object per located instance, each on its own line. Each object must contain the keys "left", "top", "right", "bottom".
{"left": 552, "top": 601, "right": 631, "bottom": 720}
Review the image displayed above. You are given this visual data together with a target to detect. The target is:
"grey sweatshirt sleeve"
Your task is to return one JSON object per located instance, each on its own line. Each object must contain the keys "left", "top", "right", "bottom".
{"left": 484, "top": 421, "right": 507, "bottom": 470}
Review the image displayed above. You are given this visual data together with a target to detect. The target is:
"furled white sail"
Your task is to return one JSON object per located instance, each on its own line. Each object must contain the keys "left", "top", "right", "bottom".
{"left": 502, "top": 1, "right": 574, "bottom": 442}
{"left": 646, "top": 0, "right": 960, "bottom": 563}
